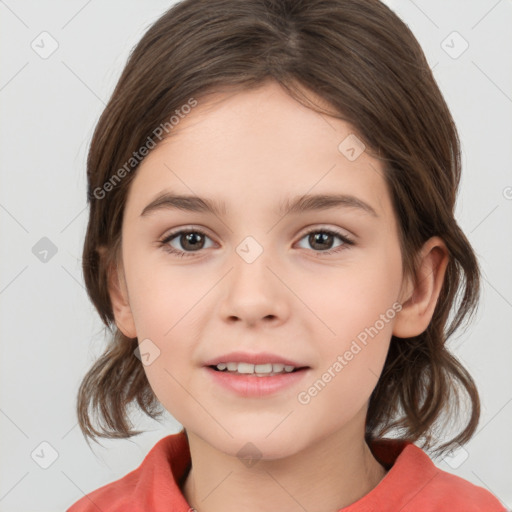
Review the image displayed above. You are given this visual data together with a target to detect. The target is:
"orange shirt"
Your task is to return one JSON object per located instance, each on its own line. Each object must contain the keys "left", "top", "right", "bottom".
{"left": 67, "top": 431, "right": 506, "bottom": 511}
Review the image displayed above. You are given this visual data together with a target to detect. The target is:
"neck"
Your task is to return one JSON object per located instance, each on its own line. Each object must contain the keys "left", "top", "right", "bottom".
{"left": 181, "top": 427, "right": 387, "bottom": 512}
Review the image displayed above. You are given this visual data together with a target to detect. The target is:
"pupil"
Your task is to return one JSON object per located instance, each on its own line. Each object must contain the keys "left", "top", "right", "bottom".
{"left": 310, "top": 232, "right": 332, "bottom": 250}
{"left": 183, "top": 232, "right": 203, "bottom": 250}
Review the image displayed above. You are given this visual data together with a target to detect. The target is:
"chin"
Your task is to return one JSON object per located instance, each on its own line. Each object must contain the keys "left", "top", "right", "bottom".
{"left": 206, "top": 422, "right": 309, "bottom": 462}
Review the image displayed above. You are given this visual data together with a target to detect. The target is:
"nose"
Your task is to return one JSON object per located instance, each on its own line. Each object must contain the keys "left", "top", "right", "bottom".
{"left": 219, "top": 243, "right": 289, "bottom": 327}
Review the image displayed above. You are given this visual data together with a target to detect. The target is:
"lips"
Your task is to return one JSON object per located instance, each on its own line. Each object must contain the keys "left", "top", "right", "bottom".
{"left": 202, "top": 351, "right": 308, "bottom": 368}
{"left": 205, "top": 364, "right": 310, "bottom": 397}
{"left": 202, "top": 351, "right": 311, "bottom": 396}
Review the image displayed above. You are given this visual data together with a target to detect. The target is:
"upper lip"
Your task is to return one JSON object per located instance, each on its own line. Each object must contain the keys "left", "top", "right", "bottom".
{"left": 203, "top": 351, "right": 308, "bottom": 368}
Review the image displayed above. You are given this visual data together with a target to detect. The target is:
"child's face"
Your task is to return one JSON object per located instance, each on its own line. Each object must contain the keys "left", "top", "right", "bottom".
{"left": 114, "top": 80, "right": 409, "bottom": 457}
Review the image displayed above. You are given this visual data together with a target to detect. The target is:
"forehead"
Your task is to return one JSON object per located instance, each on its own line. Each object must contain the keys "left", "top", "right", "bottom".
{"left": 124, "top": 81, "right": 391, "bottom": 222}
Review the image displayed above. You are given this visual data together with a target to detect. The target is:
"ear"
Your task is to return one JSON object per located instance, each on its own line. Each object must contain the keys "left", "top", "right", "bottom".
{"left": 101, "top": 249, "right": 137, "bottom": 339}
{"left": 393, "top": 236, "right": 449, "bottom": 338}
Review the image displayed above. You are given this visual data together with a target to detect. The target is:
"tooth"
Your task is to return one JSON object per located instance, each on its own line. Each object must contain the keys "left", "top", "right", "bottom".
{"left": 237, "top": 362, "right": 255, "bottom": 374}
{"left": 255, "top": 363, "right": 273, "bottom": 373}
{"left": 215, "top": 362, "right": 298, "bottom": 374}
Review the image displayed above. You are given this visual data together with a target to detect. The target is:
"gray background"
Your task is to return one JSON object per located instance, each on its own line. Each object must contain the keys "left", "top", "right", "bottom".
{"left": 0, "top": 1, "right": 511, "bottom": 510}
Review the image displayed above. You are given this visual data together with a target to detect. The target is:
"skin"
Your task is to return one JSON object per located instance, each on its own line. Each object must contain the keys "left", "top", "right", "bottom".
{"left": 108, "top": 80, "right": 449, "bottom": 511}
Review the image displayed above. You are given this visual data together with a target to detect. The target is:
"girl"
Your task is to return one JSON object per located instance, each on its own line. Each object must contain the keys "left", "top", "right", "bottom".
{"left": 67, "top": 0, "right": 507, "bottom": 510}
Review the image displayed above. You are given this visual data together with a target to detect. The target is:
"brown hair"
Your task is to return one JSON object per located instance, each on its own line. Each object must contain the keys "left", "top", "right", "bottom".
{"left": 78, "top": 0, "right": 481, "bottom": 458}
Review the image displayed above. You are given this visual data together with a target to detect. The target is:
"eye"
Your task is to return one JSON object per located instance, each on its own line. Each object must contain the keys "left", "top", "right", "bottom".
{"left": 159, "top": 228, "right": 215, "bottom": 258}
{"left": 295, "top": 227, "right": 354, "bottom": 255}
{"left": 159, "top": 226, "right": 355, "bottom": 258}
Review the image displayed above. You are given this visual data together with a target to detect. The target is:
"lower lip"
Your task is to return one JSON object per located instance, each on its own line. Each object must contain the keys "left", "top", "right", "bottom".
{"left": 204, "top": 367, "right": 310, "bottom": 397}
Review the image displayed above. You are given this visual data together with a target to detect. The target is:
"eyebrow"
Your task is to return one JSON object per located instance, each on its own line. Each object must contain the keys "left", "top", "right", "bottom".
{"left": 140, "top": 191, "right": 379, "bottom": 218}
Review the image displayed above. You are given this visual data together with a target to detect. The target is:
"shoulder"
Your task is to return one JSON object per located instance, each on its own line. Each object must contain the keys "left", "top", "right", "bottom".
{"left": 66, "top": 467, "right": 142, "bottom": 512}
{"left": 392, "top": 442, "right": 506, "bottom": 511}
{"left": 357, "top": 439, "right": 507, "bottom": 512}
{"left": 66, "top": 432, "right": 192, "bottom": 512}
{"left": 420, "top": 466, "right": 506, "bottom": 511}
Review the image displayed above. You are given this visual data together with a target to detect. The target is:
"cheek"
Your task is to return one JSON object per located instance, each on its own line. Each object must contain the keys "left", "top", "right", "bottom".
{"left": 134, "top": 314, "right": 197, "bottom": 425}
{"left": 124, "top": 245, "right": 208, "bottom": 337}
{"left": 301, "top": 241, "right": 402, "bottom": 395}
{"left": 307, "top": 244, "right": 402, "bottom": 341}
{"left": 298, "top": 265, "right": 400, "bottom": 425}
{"left": 122, "top": 248, "right": 204, "bottom": 392}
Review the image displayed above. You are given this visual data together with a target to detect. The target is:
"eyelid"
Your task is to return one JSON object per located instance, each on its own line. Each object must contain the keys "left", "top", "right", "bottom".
{"left": 297, "top": 223, "right": 353, "bottom": 238}
{"left": 161, "top": 224, "right": 215, "bottom": 239}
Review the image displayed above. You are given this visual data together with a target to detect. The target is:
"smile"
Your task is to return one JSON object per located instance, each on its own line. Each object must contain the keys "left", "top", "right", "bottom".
{"left": 205, "top": 365, "right": 310, "bottom": 397}
{"left": 211, "top": 362, "right": 299, "bottom": 375}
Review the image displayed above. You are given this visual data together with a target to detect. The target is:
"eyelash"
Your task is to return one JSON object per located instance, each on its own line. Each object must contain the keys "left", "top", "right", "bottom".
{"left": 159, "top": 227, "right": 355, "bottom": 258}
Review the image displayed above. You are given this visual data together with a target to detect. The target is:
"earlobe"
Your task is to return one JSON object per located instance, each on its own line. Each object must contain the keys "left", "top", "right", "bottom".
{"left": 106, "top": 259, "right": 137, "bottom": 339}
{"left": 393, "top": 236, "right": 449, "bottom": 339}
